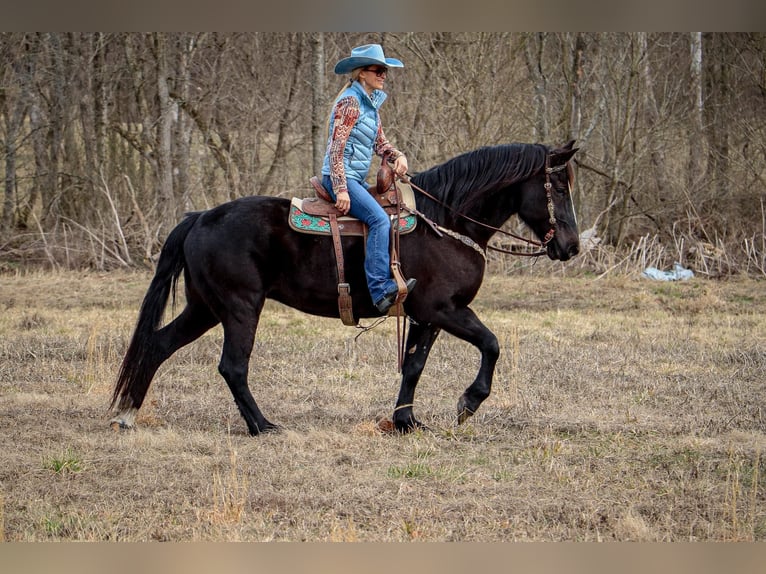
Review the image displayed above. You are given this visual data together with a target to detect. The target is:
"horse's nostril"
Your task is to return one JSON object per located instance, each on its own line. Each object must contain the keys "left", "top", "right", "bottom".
{"left": 569, "top": 244, "right": 580, "bottom": 257}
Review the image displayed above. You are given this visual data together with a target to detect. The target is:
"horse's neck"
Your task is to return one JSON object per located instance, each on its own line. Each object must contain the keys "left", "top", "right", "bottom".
{"left": 450, "top": 185, "right": 518, "bottom": 243}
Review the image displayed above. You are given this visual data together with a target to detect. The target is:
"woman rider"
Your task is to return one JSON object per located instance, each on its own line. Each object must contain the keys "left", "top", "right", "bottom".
{"left": 321, "top": 43, "right": 416, "bottom": 314}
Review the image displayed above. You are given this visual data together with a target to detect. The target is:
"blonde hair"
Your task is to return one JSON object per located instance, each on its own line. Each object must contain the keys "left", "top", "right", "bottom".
{"left": 325, "top": 68, "right": 364, "bottom": 141}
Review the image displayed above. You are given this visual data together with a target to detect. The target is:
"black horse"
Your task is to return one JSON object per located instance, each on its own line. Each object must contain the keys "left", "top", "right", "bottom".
{"left": 110, "top": 141, "right": 580, "bottom": 435}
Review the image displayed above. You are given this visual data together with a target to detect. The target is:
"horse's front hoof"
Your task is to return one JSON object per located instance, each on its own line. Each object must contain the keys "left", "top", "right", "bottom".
{"left": 456, "top": 396, "right": 475, "bottom": 425}
{"left": 393, "top": 418, "right": 428, "bottom": 434}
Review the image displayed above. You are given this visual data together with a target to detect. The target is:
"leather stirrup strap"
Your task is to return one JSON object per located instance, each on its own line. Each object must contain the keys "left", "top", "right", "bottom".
{"left": 390, "top": 183, "right": 408, "bottom": 302}
{"left": 329, "top": 214, "right": 355, "bottom": 326}
{"left": 389, "top": 182, "right": 409, "bottom": 372}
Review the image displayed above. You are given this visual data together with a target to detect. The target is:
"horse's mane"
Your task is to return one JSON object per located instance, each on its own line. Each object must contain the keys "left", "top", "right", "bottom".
{"left": 410, "top": 143, "right": 548, "bottom": 221}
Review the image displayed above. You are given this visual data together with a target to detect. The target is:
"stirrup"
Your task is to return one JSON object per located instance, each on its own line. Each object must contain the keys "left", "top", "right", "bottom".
{"left": 375, "top": 278, "right": 416, "bottom": 314}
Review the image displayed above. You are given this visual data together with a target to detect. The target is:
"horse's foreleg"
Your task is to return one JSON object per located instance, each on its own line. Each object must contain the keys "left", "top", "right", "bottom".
{"left": 441, "top": 307, "right": 500, "bottom": 425}
{"left": 218, "top": 316, "right": 278, "bottom": 436}
{"left": 393, "top": 321, "right": 441, "bottom": 433}
{"left": 111, "top": 302, "right": 217, "bottom": 430}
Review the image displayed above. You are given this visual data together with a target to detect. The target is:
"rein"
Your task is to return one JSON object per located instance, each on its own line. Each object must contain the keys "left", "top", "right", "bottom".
{"left": 400, "top": 155, "right": 568, "bottom": 258}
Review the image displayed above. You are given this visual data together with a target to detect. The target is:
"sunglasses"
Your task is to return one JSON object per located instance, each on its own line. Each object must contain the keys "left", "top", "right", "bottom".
{"left": 363, "top": 66, "right": 388, "bottom": 77}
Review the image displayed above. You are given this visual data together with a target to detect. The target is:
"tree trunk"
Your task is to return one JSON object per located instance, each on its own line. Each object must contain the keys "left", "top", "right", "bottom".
{"left": 2, "top": 100, "right": 25, "bottom": 230}
{"left": 704, "top": 33, "right": 731, "bottom": 209}
{"left": 1, "top": 35, "right": 29, "bottom": 230}
{"left": 94, "top": 32, "right": 108, "bottom": 170}
{"left": 155, "top": 33, "right": 176, "bottom": 226}
{"left": 568, "top": 32, "right": 585, "bottom": 143}
{"left": 16, "top": 34, "right": 44, "bottom": 230}
{"left": 638, "top": 33, "right": 670, "bottom": 205}
{"left": 263, "top": 34, "right": 303, "bottom": 192}
{"left": 688, "top": 32, "right": 705, "bottom": 191}
{"left": 524, "top": 32, "right": 549, "bottom": 142}
{"left": 78, "top": 34, "right": 99, "bottom": 198}
{"left": 174, "top": 34, "right": 200, "bottom": 212}
{"left": 41, "top": 33, "right": 66, "bottom": 226}
{"left": 567, "top": 33, "right": 586, "bottom": 221}
{"left": 311, "top": 32, "right": 325, "bottom": 176}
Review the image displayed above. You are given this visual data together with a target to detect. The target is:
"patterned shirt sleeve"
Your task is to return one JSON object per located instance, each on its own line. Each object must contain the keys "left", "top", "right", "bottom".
{"left": 328, "top": 96, "right": 360, "bottom": 196}
{"left": 374, "top": 123, "right": 403, "bottom": 162}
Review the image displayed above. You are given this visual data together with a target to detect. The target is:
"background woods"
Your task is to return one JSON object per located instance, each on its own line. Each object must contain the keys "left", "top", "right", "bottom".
{"left": 1, "top": 32, "right": 765, "bottom": 274}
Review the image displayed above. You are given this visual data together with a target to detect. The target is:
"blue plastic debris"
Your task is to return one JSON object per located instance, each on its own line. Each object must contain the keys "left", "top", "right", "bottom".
{"left": 642, "top": 263, "right": 694, "bottom": 281}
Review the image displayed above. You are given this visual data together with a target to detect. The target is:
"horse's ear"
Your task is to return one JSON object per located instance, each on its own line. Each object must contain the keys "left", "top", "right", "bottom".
{"left": 550, "top": 140, "right": 578, "bottom": 165}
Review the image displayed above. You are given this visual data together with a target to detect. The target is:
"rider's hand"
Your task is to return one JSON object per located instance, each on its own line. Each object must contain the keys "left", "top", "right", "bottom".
{"left": 393, "top": 155, "right": 408, "bottom": 178}
{"left": 335, "top": 190, "right": 350, "bottom": 214}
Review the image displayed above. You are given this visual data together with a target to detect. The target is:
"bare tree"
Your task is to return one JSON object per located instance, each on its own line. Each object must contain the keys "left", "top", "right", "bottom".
{"left": 1, "top": 34, "right": 28, "bottom": 230}
{"left": 310, "top": 33, "right": 325, "bottom": 176}
{"left": 689, "top": 32, "right": 705, "bottom": 191}
{"left": 567, "top": 32, "right": 586, "bottom": 144}
{"left": 638, "top": 33, "right": 671, "bottom": 212}
{"left": 154, "top": 33, "right": 176, "bottom": 226}
{"left": 703, "top": 33, "right": 732, "bottom": 215}
{"left": 2, "top": 32, "right": 766, "bottom": 270}
{"left": 262, "top": 33, "right": 306, "bottom": 193}
{"left": 173, "top": 33, "right": 203, "bottom": 213}
{"left": 524, "top": 32, "right": 550, "bottom": 142}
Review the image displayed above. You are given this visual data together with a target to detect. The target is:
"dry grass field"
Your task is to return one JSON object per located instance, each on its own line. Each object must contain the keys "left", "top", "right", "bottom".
{"left": 1, "top": 268, "right": 765, "bottom": 541}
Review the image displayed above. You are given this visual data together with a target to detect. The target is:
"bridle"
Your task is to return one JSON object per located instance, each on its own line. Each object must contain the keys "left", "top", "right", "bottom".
{"left": 400, "top": 154, "right": 574, "bottom": 258}
{"left": 540, "top": 155, "right": 573, "bottom": 248}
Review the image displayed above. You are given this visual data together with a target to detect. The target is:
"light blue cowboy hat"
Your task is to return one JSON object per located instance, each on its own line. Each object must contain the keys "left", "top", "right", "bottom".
{"left": 334, "top": 44, "right": 404, "bottom": 75}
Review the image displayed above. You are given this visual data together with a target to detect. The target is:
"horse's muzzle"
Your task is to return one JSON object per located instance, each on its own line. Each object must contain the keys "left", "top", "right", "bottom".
{"left": 548, "top": 239, "right": 580, "bottom": 261}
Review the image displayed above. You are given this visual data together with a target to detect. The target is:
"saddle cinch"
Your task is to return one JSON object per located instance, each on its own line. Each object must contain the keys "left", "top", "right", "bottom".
{"left": 288, "top": 159, "right": 417, "bottom": 326}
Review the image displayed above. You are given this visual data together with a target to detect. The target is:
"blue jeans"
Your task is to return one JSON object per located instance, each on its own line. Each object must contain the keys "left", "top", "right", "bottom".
{"left": 322, "top": 175, "right": 396, "bottom": 304}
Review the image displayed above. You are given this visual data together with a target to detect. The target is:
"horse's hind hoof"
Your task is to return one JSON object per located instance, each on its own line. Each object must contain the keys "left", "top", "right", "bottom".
{"left": 110, "top": 420, "right": 135, "bottom": 432}
{"left": 109, "top": 408, "right": 137, "bottom": 432}
{"left": 248, "top": 422, "right": 281, "bottom": 436}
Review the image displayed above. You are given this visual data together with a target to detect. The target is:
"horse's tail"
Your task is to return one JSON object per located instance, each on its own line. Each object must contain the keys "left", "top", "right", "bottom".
{"left": 110, "top": 212, "right": 201, "bottom": 412}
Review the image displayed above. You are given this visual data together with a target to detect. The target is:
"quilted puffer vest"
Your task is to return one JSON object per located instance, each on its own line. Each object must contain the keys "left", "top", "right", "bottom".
{"left": 322, "top": 81, "right": 388, "bottom": 182}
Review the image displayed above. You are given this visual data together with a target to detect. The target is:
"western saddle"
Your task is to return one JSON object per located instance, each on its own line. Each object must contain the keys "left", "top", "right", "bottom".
{"left": 300, "top": 157, "right": 411, "bottom": 326}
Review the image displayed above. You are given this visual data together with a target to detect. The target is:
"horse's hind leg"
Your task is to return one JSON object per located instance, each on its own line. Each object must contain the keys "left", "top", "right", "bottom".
{"left": 393, "top": 321, "right": 441, "bottom": 433}
{"left": 111, "top": 302, "right": 218, "bottom": 429}
{"left": 218, "top": 313, "right": 277, "bottom": 436}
